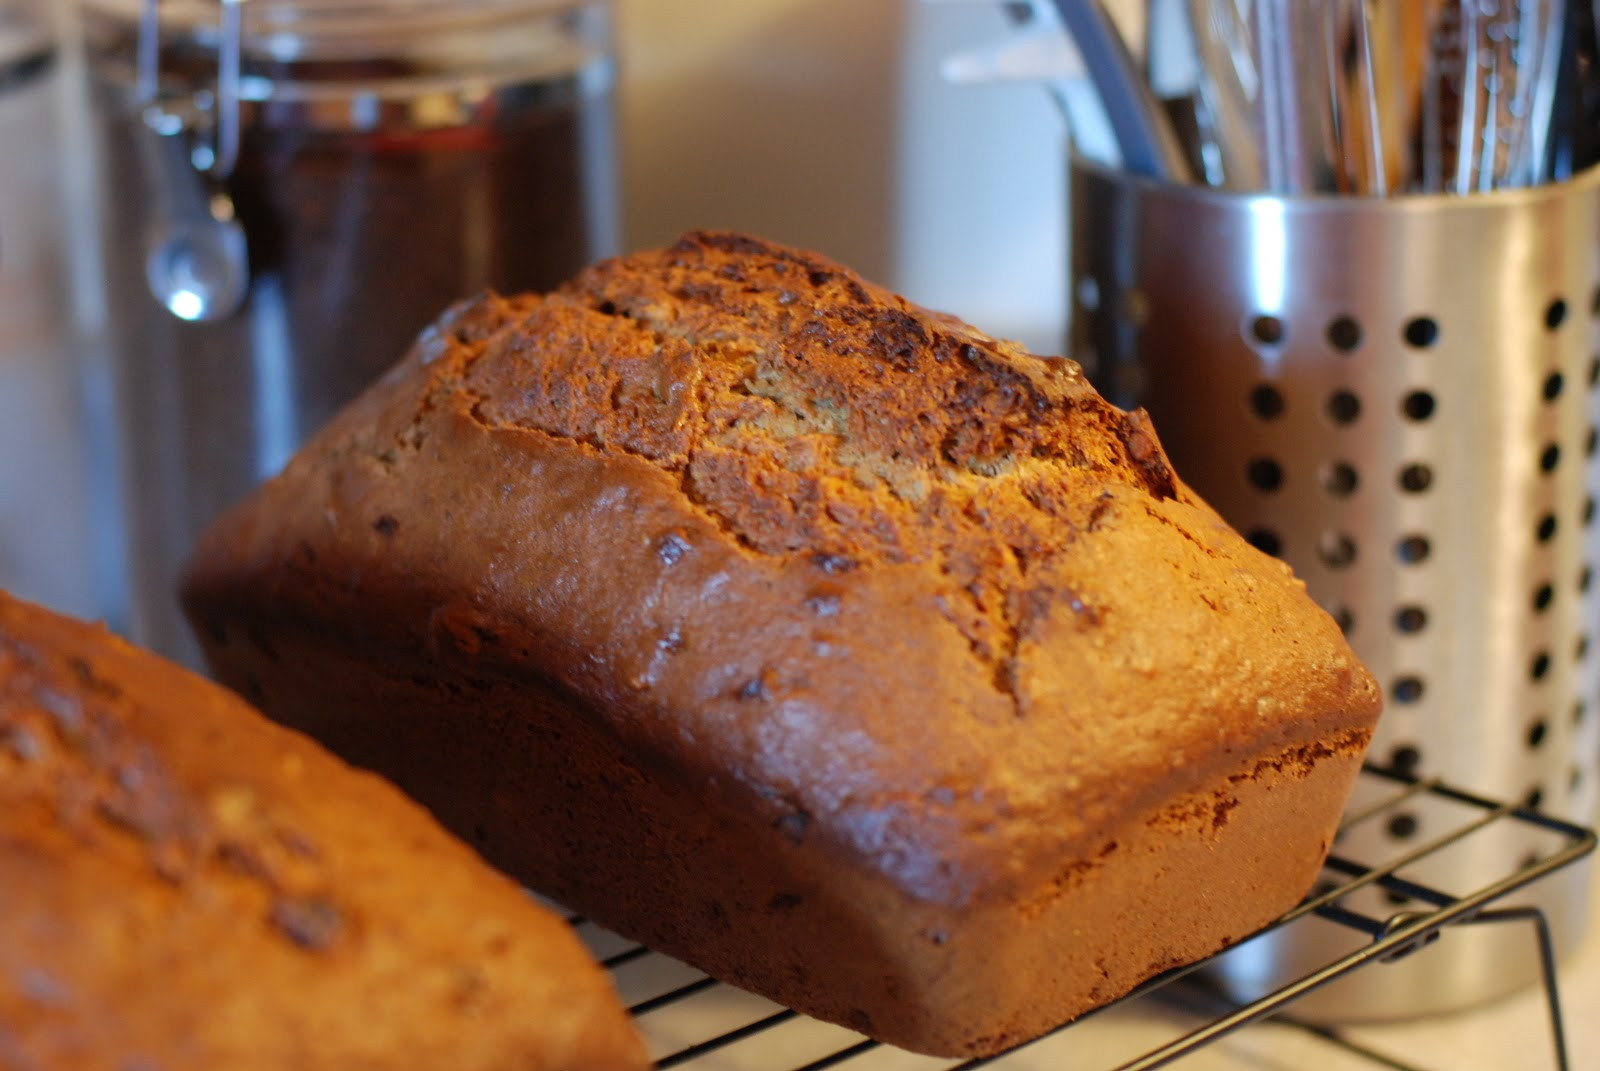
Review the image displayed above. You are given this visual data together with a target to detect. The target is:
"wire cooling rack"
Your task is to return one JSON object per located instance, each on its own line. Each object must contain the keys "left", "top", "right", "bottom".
{"left": 565, "top": 766, "right": 1596, "bottom": 1071}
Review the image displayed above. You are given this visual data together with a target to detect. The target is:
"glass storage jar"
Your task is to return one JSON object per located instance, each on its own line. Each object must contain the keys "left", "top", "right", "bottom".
{"left": 77, "top": 0, "right": 617, "bottom": 663}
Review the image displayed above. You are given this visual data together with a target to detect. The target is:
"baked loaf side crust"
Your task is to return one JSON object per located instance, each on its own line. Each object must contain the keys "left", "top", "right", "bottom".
{"left": 198, "top": 627, "right": 1369, "bottom": 1056}
{"left": 0, "top": 592, "right": 648, "bottom": 1071}
{"left": 182, "top": 231, "right": 1383, "bottom": 1055}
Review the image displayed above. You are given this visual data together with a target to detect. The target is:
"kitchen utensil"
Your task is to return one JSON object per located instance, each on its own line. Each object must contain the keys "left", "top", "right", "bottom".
{"left": 1071, "top": 155, "right": 1600, "bottom": 1017}
{"left": 1362, "top": 0, "right": 1436, "bottom": 192}
{"left": 1545, "top": 0, "right": 1600, "bottom": 181}
{"left": 1419, "top": 0, "right": 1567, "bottom": 193}
{"left": 1050, "top": 0, "right": 1191, "bottom": 181}
{"left": 1146, "top": 0, "right": 1221, "bottom": 184}
{"left": 1185, "top": 0, "right": 1264, "bottom": 189}
{"left": 1414, "top": 1, "right": 1459, "bottom": 191}
{"left": 1524, "top": 0, "right": 1568, "bottom": 186}
{"left": 1172, "top": 0, "right": 1570, "bottom": 194}
{"left": 1327, "top": 0, "right": 1388, "bottom": 194}
{"left": 1249, "top": 0, "right": 1345, "bottom": 192}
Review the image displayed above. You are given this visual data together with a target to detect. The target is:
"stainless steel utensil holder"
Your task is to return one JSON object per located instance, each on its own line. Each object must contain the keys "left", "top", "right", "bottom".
{"left": 1070, "top": 156, "right": 1600, "bottom": 1019}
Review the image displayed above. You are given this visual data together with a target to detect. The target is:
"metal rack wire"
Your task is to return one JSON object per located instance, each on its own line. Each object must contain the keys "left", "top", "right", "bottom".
{"left": 567, "top": 765, "right": 1596, "bottom": 1071}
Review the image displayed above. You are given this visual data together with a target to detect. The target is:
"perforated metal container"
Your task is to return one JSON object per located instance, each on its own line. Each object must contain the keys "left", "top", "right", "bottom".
{"left": 1070, "top": 156, "right": 1600, "bottom": 1019}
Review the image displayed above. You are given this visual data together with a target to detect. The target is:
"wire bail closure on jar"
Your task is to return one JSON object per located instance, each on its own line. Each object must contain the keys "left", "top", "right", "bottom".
{"left": 134, "top": 0, "right": 249, "bottom": 323}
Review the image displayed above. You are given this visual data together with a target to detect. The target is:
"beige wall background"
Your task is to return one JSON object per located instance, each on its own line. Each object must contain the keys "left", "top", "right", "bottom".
{"left": 615, "top": 0, "right": 907, "bottom": 285}
{"left": 612, "top": 0, "right": 1068, "bottom": 355}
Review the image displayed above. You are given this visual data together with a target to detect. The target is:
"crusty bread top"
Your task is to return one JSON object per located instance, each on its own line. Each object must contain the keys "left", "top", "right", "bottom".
{"left": 472, "top": 232, "right": 1181, "bottom": 672}
{"left": 0, "top": 592, "right": 647, "bottom": 1071}
{"left": 183, "top": 231, "right": 1381, "bottom": 909}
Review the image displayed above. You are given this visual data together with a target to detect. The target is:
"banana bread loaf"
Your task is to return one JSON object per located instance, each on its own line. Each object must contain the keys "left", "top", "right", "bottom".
{"left": 0, "top": 591, "right": 648, "bottom": 1071}
{"left": 181, "top": 230, "right": 1382, "bottom": 1057}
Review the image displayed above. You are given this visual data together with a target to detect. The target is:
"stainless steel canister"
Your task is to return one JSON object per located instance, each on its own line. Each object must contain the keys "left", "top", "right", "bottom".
{"left": 1071, "top": 156, "right": 1600, "bottom": 1019}
{"left": 77, "top": 0, "right": 617, "bottom": 664}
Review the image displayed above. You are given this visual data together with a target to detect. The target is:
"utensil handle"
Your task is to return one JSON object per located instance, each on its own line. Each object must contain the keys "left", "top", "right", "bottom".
{"left": 1052, "top": 0, "right": 1192, "bottom": 182}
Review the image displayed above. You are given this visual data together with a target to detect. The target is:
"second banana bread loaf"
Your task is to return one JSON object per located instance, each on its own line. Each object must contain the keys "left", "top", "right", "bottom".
{"left": 0, "top": 591, "right": 648, "bottom": 1071}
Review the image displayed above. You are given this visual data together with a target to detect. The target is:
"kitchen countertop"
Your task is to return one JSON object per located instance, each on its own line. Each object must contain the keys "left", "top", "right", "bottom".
{"left": 1336, "top": 870, "right": 1600, "bottom": 1071}
{"left": 1054, "top": 867, "right": 1600, "bottom": 1070}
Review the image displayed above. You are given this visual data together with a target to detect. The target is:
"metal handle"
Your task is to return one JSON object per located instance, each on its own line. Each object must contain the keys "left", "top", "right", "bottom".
{"left": 1050, "top": 0, "right": 1193, "bottom": 182}
{"left": 136, "top": 113, "right": 248, "bottom": 323}
{"left": 135, "top": 0, "right": 249, "bottom": 322}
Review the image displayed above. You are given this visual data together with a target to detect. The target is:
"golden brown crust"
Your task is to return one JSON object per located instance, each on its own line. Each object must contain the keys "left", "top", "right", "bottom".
{"left": 181, "top": 230, "right": 1382, "bottom": 1055}
{"left": 0, "top": 592, "right": 648, "bottom": 1071}
{"left": 177, "top": 623, "right": 1370, "bottom": 1056}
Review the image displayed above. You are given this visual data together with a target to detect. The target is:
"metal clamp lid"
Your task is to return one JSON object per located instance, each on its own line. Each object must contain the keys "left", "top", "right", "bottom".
{"left": 0, "top": 1, "right": 57, "bottom": 92}
{"left": 135, "top": 0, "right": 248, "bottom": 323}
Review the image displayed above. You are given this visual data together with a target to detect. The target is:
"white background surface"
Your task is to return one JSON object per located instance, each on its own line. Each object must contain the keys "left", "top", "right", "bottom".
{"left": 614, "top": 0, "right": 1070, "bottom": 354}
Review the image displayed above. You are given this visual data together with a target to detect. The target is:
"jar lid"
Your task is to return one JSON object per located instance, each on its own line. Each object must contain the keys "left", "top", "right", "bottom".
{"left": 0, "top": 0, "right": 53, "bottom": 69}
{"left": 80, "top": 0, "right": 606, "bottom": 61}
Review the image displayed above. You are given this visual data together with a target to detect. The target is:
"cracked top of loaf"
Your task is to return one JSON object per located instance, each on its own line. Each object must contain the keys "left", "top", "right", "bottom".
{"left": 183, "top": 231, "right": 1381, "bottom": 909}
